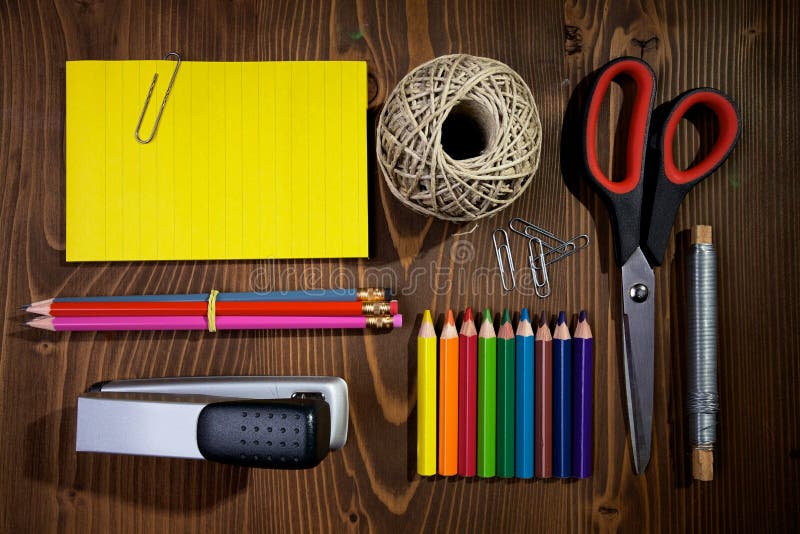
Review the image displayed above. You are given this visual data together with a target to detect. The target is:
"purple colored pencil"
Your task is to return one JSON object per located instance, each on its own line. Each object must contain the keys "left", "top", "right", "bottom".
{"left": 26, "top": 314, "right": 402, "bottom": 331}
{"left": 572, "top": 310, "right": 594, "bottom": 478}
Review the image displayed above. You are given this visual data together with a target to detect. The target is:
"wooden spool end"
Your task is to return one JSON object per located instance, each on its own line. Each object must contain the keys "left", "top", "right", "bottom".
{"left": 691, "top": 225, "right": 713, "bottom": 245}
{"left": 692, "top": 449, "right": 714, "bottom": 481}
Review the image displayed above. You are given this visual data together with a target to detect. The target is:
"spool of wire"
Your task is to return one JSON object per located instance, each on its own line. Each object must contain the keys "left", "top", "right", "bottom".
{"left": 686, "top": 225, "right": 719, "bottom": 481}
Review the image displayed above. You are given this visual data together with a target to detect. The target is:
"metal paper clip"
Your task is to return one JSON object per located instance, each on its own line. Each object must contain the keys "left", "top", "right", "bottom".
{"left": 135, "top": 51, "right": 182, "bottom": 144}
{"left": 493, "top": 228, "right": 516, "bottom": 291}
{"left": 539, "top": 234, "right": 591, "bottom": 265}
{"left": 509, "top": 217, "right": 591, "bottom": 265}
{"left": 528, "top": 237, "right": 551, "bottom": 298}
{"left": 509, "top": 217, "right": 567, "bottom": 245}
{"left": 549, "top": 233, "right": 590, "bottom": 263}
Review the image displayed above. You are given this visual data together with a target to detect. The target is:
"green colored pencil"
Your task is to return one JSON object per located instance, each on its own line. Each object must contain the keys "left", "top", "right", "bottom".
{"left": 477, "top": 307, "right": 497, "bottom": 477}
{"left": 496, "top": 308, "right": 515, "bottom": 477}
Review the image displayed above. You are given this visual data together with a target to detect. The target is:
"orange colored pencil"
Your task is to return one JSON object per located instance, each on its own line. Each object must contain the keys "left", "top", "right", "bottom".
{"left": 27, "top": 300, "right": 398, "bottom": 317}
{"left": 438, "top": 310, "right": 459, "bottom": 475}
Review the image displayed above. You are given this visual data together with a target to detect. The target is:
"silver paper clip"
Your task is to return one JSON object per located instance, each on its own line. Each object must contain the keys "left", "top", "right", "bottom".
{"left": 135, "top": 51, "right": 182, "bottom": 144}
{"left": 493, "top": 228, "right": 516, "bottom": 291}
{"left": 528, "top": 237, "right": 551, "bottom": 298}
{"left": 509, "top": 217, "right": 591, "bottom": 265}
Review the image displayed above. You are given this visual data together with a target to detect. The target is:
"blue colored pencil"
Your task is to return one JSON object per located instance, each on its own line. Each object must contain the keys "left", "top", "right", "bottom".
{"left": 552, "top": 311, "right": 572, "bottom": 478}
{"left": 26, "top": 288, "right": 390, "bottom": 305}
{"left": 515, "top": 308, "right": 535, "bottom": 478}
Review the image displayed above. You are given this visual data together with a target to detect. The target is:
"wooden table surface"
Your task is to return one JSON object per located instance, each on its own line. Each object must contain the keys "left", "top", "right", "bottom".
{"left": 1, "top": 0, "right": 798, "bottom": 532}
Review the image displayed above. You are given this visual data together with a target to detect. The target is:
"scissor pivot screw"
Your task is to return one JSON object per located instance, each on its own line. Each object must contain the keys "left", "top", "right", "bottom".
{"left": 629, "top": 283, "right": 649, "bottom": 303}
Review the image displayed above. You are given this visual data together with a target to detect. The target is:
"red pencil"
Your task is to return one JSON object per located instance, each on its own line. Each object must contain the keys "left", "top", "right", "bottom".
{"left": 535, "top": 311, "right": 553, "bottom": 478}
{"left": 25, "top": 300, "right": 398, "bottom": 317}
{"left": 458, "top": 307, "right": 478, "bottom": 477}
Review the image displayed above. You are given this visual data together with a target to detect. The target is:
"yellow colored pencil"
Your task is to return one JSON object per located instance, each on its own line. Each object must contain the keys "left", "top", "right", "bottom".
{"left": 417, "top": 310, "right": 437, "bottom": 476}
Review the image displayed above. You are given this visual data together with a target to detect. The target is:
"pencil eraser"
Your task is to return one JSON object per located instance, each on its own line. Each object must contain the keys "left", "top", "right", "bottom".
{"left": 393, "top": 314, "right": 403, "bottom": 328}
{"left": 389, "top": 300, "right": 399, "bottom": 315}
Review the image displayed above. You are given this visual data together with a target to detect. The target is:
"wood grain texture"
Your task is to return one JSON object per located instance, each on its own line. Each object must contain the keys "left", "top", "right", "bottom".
{"left": 0, "top": 0, "right": 797, "bottom": 532}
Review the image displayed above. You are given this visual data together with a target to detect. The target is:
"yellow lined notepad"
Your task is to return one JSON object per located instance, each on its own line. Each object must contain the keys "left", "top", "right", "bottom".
{"left": 65, "top": 60, "right": 368, "bottom": 261}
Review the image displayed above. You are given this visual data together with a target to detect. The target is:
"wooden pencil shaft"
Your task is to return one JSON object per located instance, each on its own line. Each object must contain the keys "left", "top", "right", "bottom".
{"left": 438, "top": 331, "right": 459, "bottom": 476}
{"left": 477, "top": 333, "right": 496, "bottom": 477}
{"left": 515, "top": 331, "right": 535, "bottom": 479}
{"left": 535, "top": 336, "right": 553, "bottom": 478}
{"left": 496, "top": 334, "right": 515, "bottom": 478}
{"left": 458, "top": 331, "right": 478, "bottom": 477}
{"left": 417, "top": 315, "right": 437, "bottom": 476}
{"left": 46, "top": 300, "right": 392, "bottom": 316}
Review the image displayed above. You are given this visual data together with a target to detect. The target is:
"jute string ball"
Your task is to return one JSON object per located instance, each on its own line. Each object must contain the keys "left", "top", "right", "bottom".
{"left": 377, "top": 54, "right": 542, "bottom": 222}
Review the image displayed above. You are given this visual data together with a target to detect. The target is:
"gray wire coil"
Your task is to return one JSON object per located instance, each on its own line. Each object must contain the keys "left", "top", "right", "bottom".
{"left": 686, "top": 242, "right": 719, "bottom": 448}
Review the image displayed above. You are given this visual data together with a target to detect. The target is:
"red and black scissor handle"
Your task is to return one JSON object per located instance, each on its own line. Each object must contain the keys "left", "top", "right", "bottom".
{"left": 582, "top": 57, "right": 741, "bottom": 266}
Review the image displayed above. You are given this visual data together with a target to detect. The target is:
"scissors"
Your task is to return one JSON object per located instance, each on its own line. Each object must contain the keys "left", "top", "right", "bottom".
{"left": 581, "top": 57, "right": 740, "bottom": 474}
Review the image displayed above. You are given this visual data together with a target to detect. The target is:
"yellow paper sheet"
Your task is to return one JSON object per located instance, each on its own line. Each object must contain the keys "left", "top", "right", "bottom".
{"left": 65, "top": 60, "right": 368, "bottom": 261}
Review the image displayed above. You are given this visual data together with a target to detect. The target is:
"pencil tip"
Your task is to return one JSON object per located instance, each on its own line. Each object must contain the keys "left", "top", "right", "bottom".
{"left": 19, "top": 305, "right": 29, "bottom": 311}
{"left": 445, "top": 309, "right": 455, "bottom": 324}
{"left": 557, "top": 311, "right": 566, "bottom": 325}
{"left": 464, "top": 307, "right": 473, "bottom": 322}
{"left": 422, "top": 309, "right": 432, "bottom": 323}
{"left": 483, "top": 307, "right": 492, "bottom": 323}
{"left": 579, "top": 310, "right": 587, "bottom": 322}
{"left": 538, "top": 311, "right": 546, "bottom": 327}
{"left": 502, "top": 308, "right": 510, "bottom": 323}
{"left": 520, "top": 308, "right": 530, "bottom": 322}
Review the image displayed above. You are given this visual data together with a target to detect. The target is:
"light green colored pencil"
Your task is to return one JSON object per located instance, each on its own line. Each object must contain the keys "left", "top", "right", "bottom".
{"left": 477, "top": 307, "right": 497, "bottom": 477}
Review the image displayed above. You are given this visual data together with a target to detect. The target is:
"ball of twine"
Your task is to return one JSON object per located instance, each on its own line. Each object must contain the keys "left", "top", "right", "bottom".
{"left": 377, "top": 54, "right": 542, "bottom": 222}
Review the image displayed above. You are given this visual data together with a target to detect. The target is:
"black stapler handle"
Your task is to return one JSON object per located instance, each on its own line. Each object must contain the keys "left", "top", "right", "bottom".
{"left": 197, "top": 398, "right": 330, "bottom": 469}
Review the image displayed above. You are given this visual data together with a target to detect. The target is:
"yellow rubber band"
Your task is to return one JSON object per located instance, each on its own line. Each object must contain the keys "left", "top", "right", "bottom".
{"left": 207, "top": 289, "right": 220, "bottom": 332}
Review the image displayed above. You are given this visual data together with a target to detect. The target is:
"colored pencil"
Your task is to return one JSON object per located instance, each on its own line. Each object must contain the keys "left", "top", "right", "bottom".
{"left": 515, "top": 308, "right": 535, "bottom": 479}
{"left": 24, "top": 299, "right": 399, "bottom": 317}
{"left": 25, "top": 314, "right": 402, "bottom": 332}
{"left": 458, "top": 307, "right": 478, "bottom": 477}
{"left": 496, "top": 308, "right": 515, "bottom": 478}
{"left": 572, "top": 310, "right": 594, "bottom": 479}
{"left": 535, "top": 311, "right": 553, "bottom": 478}
{"left": 438, "top": 310, "right": 459, "bottom": 476}
{"left": 417, "top": 310, "right": 437, "bottom": 476}
{"left": 477, "top": 307, "right": 496, "bottom": 478}
{"left": 552, "top": 311, "right": 572, "bottom": 478}
{"left": 25, "top": 287, "right": 391, "bottom": 305}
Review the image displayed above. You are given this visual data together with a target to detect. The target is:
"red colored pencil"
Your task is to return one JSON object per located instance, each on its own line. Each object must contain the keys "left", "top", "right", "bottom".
{"left": 25, "top": 300, "right": 398, "bottom": 317}
{"left": 458, "top": 307, "right": 478, "bottom": 477}
{"left": 535, "top": 311, "right": 553, "bottom": 478}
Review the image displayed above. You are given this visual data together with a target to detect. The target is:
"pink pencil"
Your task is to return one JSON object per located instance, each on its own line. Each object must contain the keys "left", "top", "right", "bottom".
{"left": 26, "top": 315, "right": 402, "bottom": 331}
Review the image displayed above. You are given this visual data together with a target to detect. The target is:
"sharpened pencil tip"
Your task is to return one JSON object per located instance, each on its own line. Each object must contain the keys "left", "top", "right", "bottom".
{"left": 538, "top": 311, "right": 546, "bottom": 327}
{"left": 502, "top": 308, "right": 510, "bottom": 323}
{"left": 579, "top": 310, "right": 587, "bottom": 322}
{"left": 464, "top": 307, "right": 473, "bottom": 322}
{"left": 557, "top": 311, "right": 566, "bottom": 325}
{"left": 520, "top": 308, "right": 530, "bottom": 322}
{"left": 445, "top": 309, "right": 455, "bottom": 325}
{"left": 483, "top": 307, "right": 492, "bottom": 324}
{"left": 19, "top": 304, "right": 29, "bottom": 310}
{"left": 422, "top": 309, "right": 432, "bottom": 324}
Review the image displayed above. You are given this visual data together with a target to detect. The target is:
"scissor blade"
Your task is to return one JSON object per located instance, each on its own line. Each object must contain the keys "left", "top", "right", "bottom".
{"left": 621, "top": 247, "right": 655, "bottom": 475}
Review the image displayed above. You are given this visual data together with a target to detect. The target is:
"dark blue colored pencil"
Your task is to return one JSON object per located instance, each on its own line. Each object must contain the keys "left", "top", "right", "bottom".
{"left": 552, "top": 311, "right": 572, "bottom": 478}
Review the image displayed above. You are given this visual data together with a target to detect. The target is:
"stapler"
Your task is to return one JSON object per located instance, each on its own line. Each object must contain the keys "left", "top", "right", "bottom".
{"left": 76, "top": 376, "right": 348, "bottom": 469}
